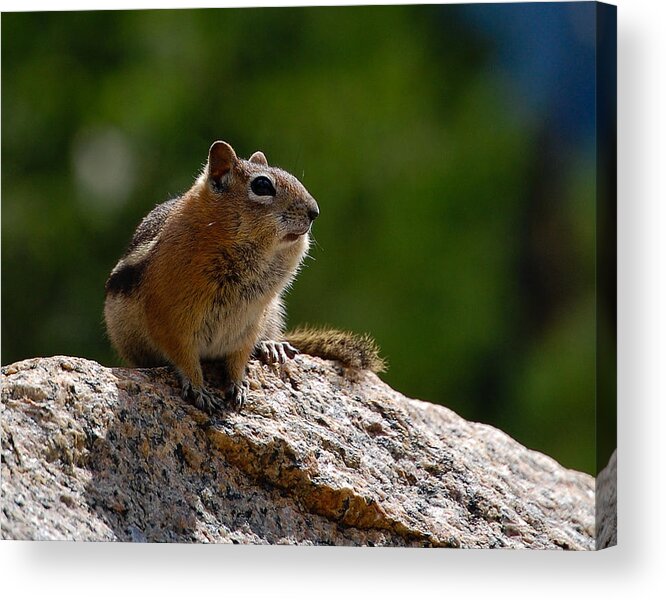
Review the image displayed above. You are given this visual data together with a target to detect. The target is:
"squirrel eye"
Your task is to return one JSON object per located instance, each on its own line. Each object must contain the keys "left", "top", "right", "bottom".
{"left": 250, "top": 176, "right": 276, "bottom": 197}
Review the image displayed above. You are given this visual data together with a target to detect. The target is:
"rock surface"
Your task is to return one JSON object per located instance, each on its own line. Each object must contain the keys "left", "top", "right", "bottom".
{"left": 596, "top": 449, "right": 617, "bottom": 549}
{"left": 2, "top": 355, "right": 596, "bottom": 548}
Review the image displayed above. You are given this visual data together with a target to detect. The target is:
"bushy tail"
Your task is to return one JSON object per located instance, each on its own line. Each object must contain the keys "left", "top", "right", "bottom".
{"left": 284, "top": 326, "right": 386, "bottom": 373}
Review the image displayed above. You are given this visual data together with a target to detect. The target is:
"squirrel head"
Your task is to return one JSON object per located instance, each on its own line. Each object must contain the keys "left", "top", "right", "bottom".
{"left": 197, "top": 140, "right": 319, "bottom": 256}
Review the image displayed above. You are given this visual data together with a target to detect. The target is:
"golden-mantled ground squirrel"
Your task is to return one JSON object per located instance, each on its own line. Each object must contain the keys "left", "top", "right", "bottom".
{"left": 104, "top": 141, "right": 384, "bottom": 413}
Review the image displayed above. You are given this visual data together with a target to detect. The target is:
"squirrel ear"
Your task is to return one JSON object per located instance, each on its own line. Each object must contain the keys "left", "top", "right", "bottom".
{"left": 249, "top": 151, "right": 268, "bottom": 166}
{"left": 208, "top": 141, "right": 237, "bottom": 182}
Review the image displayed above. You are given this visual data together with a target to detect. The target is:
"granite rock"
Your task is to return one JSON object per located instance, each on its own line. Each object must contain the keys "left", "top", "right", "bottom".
{"left": 1, "top": 355, "right": 595, "bottom": 548}
{"left": 595, "top": 449, "right": 617, "bottom": 549}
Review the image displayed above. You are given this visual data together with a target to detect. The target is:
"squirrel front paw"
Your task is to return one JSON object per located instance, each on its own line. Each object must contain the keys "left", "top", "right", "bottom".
{"left": 254, "top": 340, "right": 299, "bottom": 365}
{"left": 181, "top": 381, "right": 224, "bottom": 415}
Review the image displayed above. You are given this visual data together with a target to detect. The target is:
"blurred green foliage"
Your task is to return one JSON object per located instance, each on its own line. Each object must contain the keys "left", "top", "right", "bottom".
{"left": 2, "top": 6, "right": 598, "bottom": 473}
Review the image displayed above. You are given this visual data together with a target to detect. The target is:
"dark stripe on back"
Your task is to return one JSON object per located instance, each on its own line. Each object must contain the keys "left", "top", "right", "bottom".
{"left": 105, "top": 260, "right": 147, "bottom": 295}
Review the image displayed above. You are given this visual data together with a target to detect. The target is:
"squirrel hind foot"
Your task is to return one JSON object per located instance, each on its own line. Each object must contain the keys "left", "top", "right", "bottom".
{"left": 181, "top": 381, "right": 225, "bottom": 415}
{"left": 223, "top": 380, "right": 247, "bottom": 412}
{"left": 284, "top": 327, "right": 387, "bottom": 374}
{"left": 181, "top": 380, "right": 246, "bottom": 414}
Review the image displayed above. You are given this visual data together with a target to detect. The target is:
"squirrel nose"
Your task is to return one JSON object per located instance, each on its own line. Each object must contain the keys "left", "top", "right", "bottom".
{"left": 308, "top": 205, "right": 320, "bottom": 222}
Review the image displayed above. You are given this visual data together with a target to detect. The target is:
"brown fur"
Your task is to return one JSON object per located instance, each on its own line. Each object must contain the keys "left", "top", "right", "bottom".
{"left": 285, "top": 327, "right": 386, "bottom": 373}
{"left": 104, "top": 140, "right": 383, "bottom": 413}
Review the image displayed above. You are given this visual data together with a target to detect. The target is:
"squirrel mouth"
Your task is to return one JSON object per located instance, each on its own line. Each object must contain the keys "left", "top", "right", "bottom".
{"left": 283, "top": 229, "right": 309, "bottom": 242}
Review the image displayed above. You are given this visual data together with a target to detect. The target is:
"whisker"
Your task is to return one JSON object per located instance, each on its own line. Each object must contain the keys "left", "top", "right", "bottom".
{"left": 309, "top": 233, "right": 323, "bottom": 253}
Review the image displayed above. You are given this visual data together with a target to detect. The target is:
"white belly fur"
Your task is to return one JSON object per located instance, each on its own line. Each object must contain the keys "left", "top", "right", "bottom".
{"left": 197, "top": 298, "right": 265, "bottom": 359}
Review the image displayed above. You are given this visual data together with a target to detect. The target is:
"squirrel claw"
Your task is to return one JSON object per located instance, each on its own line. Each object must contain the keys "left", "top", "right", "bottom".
{"left": 255, "top": 340, "right": 299, "bottom": 365}
{"left": 224, "top": 381, "right": 247, "bottom": 411}
{"left": 181, "top": 382, "right": 224, "bottom": 415}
